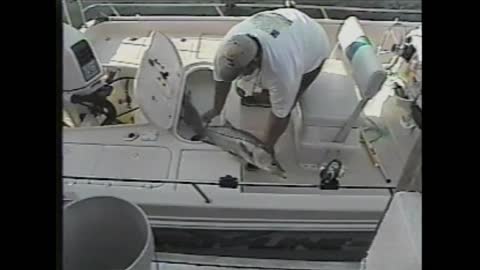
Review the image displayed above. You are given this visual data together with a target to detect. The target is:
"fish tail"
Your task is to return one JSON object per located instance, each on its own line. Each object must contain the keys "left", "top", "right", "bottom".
{"left": 182, "top": 93, "right": 206, "bottom": 138}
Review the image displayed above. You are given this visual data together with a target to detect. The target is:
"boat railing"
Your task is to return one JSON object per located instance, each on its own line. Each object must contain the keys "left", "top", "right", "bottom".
{"left": 68, "top": 1, "right": 421, "bottom": 27}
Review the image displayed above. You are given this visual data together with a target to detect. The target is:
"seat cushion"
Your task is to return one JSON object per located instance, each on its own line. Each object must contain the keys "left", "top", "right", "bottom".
{"left": 299, "top": 59, "right": 361, "bottom": 127}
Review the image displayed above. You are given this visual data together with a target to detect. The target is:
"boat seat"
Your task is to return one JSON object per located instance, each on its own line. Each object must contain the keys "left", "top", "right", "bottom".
{"left": 300, "top": 59, "right": 361, "bottom": 128}
{"left": 292, "top": 17, "right": 386, "bottom": 166}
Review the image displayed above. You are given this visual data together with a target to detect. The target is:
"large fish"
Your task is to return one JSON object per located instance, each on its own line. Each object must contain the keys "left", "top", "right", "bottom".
{"left": 182, "top": 94, "right": 286, "bottom": 179}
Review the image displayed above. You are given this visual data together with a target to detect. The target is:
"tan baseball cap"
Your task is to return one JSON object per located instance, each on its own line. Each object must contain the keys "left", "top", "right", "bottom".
{"left": 214, "top": 34, "right": 259, "bottom": 82}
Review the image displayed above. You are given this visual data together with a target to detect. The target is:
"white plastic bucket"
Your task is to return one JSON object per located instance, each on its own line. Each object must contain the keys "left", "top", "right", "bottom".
{"left": 63, "top": 196, "right": 154, "bottom": 270}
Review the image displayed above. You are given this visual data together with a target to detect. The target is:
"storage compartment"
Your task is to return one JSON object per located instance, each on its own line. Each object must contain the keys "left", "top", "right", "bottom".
{"left": 106, "top": 70, "right": 149, "bottom": 125}
{"left": 177, "top": 66, "right": 219, "bottom": 141}
{"left": 178, "top": 150, "right": 241, "bottom": 181}
{"left": 63, "top": 144, "right": 172, "bottom": 179}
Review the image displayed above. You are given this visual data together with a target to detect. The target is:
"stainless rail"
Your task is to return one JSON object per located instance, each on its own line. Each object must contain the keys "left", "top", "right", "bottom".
{"left": 82, "top": 2, "right": 421, "bottom": 21}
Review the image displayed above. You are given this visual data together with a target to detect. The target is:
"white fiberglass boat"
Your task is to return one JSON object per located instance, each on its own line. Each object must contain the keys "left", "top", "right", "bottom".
{"left": 62, "top": 1, "right": 421, "bottom": 269}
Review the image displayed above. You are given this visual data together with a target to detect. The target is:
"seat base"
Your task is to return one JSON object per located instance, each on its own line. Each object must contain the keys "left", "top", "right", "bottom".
{"left": 292, "top": 108, "right": 361, "bottom": 167}
{"left": 292, "top": 59, "right": 364, "bottom": 166}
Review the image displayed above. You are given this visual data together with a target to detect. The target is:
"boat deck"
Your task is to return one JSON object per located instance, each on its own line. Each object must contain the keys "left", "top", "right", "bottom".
{"left": 63, "top": 19, "right": 420, "bottom": 229}
{"left": 65, "top": 25, "right": 406, "bottom": 196}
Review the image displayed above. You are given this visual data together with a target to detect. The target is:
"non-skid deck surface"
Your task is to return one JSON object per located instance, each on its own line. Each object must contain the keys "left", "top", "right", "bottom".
{"left": 87, "top": 31, "right": 404, "bottom": 196}
{"left": 90, "top": 31, "right": 222, "bottom": 67}
{"left": 220, "top": 88, "right": 391, "bottom": 195}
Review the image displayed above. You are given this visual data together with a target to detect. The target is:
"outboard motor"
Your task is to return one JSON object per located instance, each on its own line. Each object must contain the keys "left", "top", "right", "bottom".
{"left": 63, "top": 23, "right": 118, "bottom": 127}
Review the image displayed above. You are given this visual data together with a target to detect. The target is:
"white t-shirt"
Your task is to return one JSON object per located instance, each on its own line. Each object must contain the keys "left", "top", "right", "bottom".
{"left": 214, "top": 8, "right": 331, "bottom": 118}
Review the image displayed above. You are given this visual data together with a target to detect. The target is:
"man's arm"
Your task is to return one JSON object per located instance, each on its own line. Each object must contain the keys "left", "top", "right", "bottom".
{"left": 262, "top": 72, "right": 304, "bottom": 149}
{"left": 263, "top": 111, "right": 290, "bottom": 150}
{"left": 203, "top": 81, "right": 232, "bottom": 123}
{"left": 213, "top": 81, "right": 232, "bottom": 114}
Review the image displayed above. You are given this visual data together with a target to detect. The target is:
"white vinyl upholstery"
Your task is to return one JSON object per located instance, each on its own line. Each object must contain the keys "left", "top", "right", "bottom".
{"left": 300, "top": 59, "right": 360, "bottom": 128}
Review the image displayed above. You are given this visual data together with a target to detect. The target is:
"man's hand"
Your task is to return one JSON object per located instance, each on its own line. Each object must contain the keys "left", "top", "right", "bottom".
{"left": 203, "top": 81, "right": 232, "bottom": 124}
{"left": 202, "top": 109, "right": 219, "bottom": 125}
